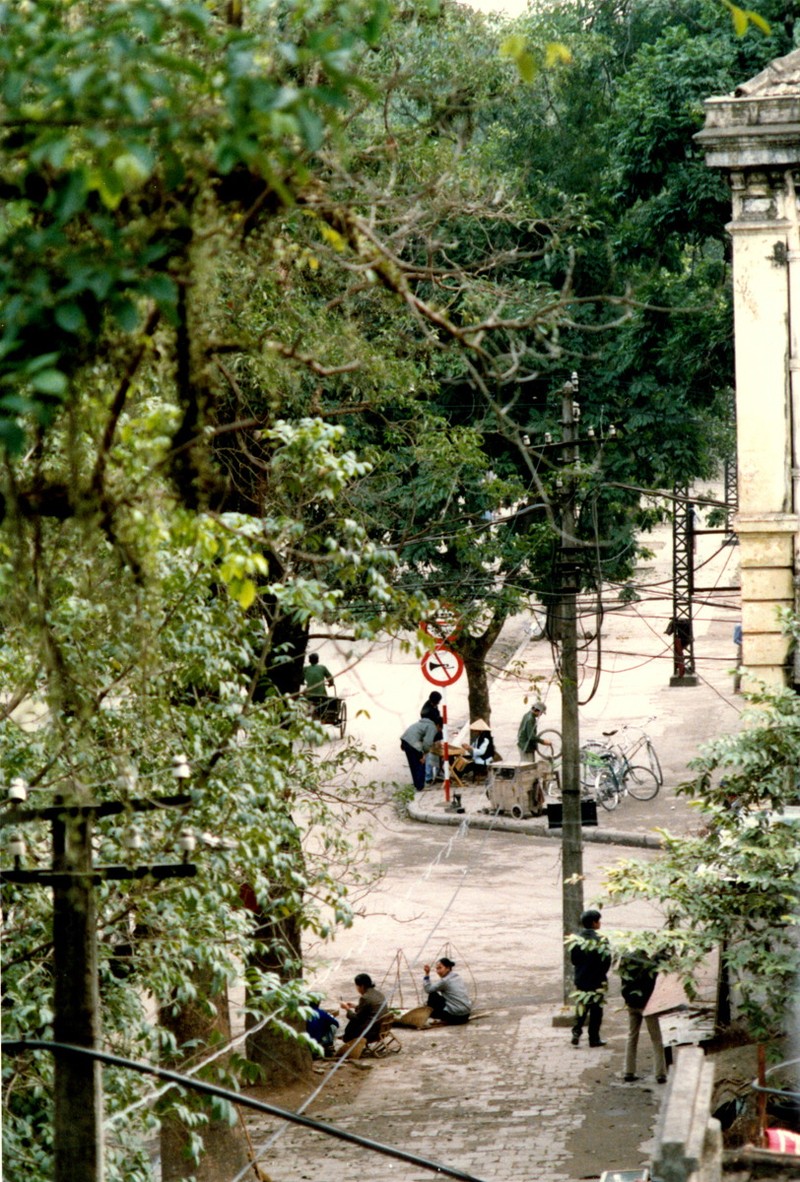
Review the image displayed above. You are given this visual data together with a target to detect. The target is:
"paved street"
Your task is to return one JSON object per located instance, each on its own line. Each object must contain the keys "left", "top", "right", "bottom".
{"left": 244, "top": 519, "right": 743, "bottom": 1181}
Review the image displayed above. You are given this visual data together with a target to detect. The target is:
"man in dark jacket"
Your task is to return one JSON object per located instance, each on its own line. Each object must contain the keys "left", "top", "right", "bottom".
{"left": 421, "top": 692, "right": 444, "bottom": 784}
{"left": 619, "top": 950, "right": 667, "bottom": 1082}
{"left": 570, "top": 909, "right": 611, "bottom": 1047}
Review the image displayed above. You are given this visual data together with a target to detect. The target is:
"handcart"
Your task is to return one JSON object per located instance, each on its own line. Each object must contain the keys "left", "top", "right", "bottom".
{"left": 313, "top": 695, "right": 348, "bottom": 739}
{"left": 486, "top": 761, "right": 555, "bottom": 819}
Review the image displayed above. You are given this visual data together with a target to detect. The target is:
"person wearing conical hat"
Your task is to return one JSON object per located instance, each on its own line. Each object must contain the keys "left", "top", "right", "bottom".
{"left": 464, "top": 718, "right": 495, "bottom": 772}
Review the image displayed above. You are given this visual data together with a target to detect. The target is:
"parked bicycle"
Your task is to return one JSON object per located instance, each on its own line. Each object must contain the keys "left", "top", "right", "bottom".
{"left": 597, "top": 719, "right": 663, "bottom": 786}
{"left": 579, "top": 735, "right": 660, "bottom": 810}
{"left": 540, "top": 722, "right": 661, "bottom": 811}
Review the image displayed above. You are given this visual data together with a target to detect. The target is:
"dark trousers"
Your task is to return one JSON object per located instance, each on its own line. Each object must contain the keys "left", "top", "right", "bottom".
{"left": 343, "top": 1016, "right": 380, "bottom": 1044}
{"left": 401, "top": 739, "right": 426, "bottom": 791}
{"left": 428, "top": 991, "right": 470, "bottom": 1025}
{"left": 572, "top": 999, "right": 604, "bottom": 1044}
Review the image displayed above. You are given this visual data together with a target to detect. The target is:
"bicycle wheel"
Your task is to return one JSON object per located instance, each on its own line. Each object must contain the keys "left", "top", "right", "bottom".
{"left": 645, "top": 740, "right": 663, "bottom": 786}
{"left": 595, "top": 768, "right": 621, "bottom": 810}
{"left": 625, "top": 764, "right": 659, "bottom": 801}
{"left": 538, "top": 729, "right": 561, "bottom": 760}
{"left": 579, "top": 743, "right": 609, "bottom": 793}
{"left": 338, "top": 700, "right": 347, "bottom": 739}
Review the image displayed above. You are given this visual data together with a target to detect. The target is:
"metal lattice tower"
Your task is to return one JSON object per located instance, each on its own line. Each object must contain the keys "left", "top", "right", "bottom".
{"left": 724, "top": 455, "right": 739, "bottom": 538}
{"left": 670, "top": 485, "right": 698, "bottom": 686}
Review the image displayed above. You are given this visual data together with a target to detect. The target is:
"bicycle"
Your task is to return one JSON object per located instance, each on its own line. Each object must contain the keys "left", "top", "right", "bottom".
{"left": 579, "top": 747, "right": 622, "bottom": 810}
{"left": 536, "top": 729, "right": 562, "bottom": 760}
{"left": 541, "top": 731, "right": 616, "bottom": 807}
{"left": 579, "top": 739, "right": 660, "bottom": 806}
{"left": 598, "top": 720, "right": 663, "bottom": 787}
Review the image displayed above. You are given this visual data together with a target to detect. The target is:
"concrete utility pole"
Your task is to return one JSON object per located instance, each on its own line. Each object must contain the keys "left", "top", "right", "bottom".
{"left": 52, "top": 807, "right": 104, "bottom": 1182}
{"left": 557, "top": 376, "right": 584, "bottom": 1003}
{"left": 2, "top": 784, "right": 196, "bottom": 1182}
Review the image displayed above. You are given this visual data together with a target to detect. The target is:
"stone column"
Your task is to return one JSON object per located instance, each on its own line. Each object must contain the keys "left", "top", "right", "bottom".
{"left": 696, "top": 51, "right": 800, "bottom": 687}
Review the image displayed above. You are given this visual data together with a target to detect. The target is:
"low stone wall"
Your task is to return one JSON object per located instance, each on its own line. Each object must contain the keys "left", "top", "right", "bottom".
{"left": 652, "top": 1046, "right": 722, "bottom": 1182}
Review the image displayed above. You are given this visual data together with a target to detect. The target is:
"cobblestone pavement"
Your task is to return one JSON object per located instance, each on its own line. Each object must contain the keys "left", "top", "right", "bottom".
{"left": 246, "top": 823, "right": 666, "bottom": 1182}
{"left": 242, "top": 516, "right": 742, "bottom": 1182}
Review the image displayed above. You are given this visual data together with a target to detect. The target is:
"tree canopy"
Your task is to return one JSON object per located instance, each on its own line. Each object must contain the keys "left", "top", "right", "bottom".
{"left": 1, "top": 0, "right": 794, "bottom": 1175}
{"left": 604, "top": 675, "right": 800, "bottom": 1042}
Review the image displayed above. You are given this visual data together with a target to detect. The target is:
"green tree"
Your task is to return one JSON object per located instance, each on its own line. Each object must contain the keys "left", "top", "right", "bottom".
{"left": 494, "top": 0, "right": 793, "bottom": 480}
{"left": 0, "top": 2, "right": 423, "bottom": 1177}
{"left": 604, "top": 677, "right": 800, "bottom": 1042}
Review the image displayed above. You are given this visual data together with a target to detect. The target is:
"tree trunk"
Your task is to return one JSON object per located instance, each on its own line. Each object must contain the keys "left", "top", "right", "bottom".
{"left": 245, "top": 888, "right": 313, "bottom": 1088}
{"left": 456, "top": 609, "right": 507, "bottom": 725}
{"left": 246, "top": 613, "right": 314, "bottom": 1085}
{"left": 159, "top": 974, "right": 252, "bottom": 1182}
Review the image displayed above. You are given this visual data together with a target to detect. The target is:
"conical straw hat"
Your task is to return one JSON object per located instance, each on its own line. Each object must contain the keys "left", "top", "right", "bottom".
{"left": 469, "top": 718, "right": 491, "bottom": 731}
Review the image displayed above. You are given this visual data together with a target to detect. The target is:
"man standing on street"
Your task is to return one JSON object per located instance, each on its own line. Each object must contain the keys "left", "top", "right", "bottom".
{"left": 400, "top": 715, "right": 439, "bottom": 791}
{"left": 570, "top": 909, "right": 611, "bottom": 1048}
{"left": 619, "top": 948, "right": 667, "bottom": 1083}
{"left": 420, "top": 690, "right": 444, "bottom": 784}
{"left": 517, "top": 700, "right": 552, "bottom": 761}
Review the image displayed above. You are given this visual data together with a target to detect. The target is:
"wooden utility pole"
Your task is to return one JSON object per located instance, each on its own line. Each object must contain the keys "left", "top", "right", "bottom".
{"left": 2, "top": 789, "right": 196, "bottom": 1181}
{"left": 558, "top": 376, "right": 585, "bottom": 1003}
{"left": 52, "top": 807, "right": 104, "bottom": 1182}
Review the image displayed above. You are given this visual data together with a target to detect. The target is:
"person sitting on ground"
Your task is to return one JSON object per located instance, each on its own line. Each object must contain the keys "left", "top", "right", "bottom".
{"left": 422, "top": 957, "right": 472, "bottom": 1025}
{"left": 341, "top": 973, "right": 387, "bottom": 1044}
{"left": 306, "top": 1003, "right": 339, "bottom": 1057}
{"left": 458, "top": 719, "right": 495, "bottom": 779}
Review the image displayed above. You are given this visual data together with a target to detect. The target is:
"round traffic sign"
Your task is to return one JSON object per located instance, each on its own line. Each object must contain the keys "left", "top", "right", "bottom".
{"left": 420, "top": 603, "right": 462, "bottom": 645}
{"left": 421, "top": 646, "right": 464, "bottom": 688}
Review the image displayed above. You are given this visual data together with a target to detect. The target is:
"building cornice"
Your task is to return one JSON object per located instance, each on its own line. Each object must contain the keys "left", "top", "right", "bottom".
{"left": 734, "top": 512, "right": 799, "bottom": 534}
{"left": 695, "top": 49, "right": 800, "bottom": 171}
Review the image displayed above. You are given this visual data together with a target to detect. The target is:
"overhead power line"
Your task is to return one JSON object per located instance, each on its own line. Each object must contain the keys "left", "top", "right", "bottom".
{"left": 2, "top": 1040, "right": 492, "bottom": 1182}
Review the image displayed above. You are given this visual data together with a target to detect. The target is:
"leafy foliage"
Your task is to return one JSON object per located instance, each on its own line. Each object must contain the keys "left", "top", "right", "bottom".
{"left": 0, "top": 0, "right": 387, "bottom": 453}
{"left": 604, "top": 680, "right": 800, "bottom": 1040}
{"left": 0, "top": 446, "right": 398, "bottom": 1176}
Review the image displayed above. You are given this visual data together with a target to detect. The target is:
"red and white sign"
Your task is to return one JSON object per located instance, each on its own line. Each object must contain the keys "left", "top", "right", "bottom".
{"left": 421, "top": 646, "right": 464, "bottom": 688}
{"left": 420, "top": 605, "right": 462, "bottom": 645}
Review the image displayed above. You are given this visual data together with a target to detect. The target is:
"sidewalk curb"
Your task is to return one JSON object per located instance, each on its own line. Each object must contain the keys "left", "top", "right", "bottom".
{"left": 407, "top": 798, "right": 664, "bottom": 850}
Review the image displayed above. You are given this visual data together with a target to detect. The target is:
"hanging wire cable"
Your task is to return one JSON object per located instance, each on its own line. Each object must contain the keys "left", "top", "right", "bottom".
{"left": 2, "top": 1040, "right": 492, "bottom": 1182}
{"left": 233, "top": 809, "right": 507, "bottom": 1180}
{"left": 104, "top": 1009, "right": 280, "bottom": 1128}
